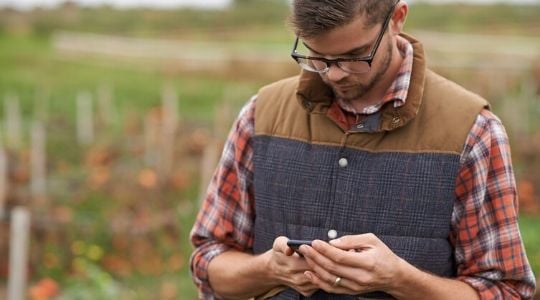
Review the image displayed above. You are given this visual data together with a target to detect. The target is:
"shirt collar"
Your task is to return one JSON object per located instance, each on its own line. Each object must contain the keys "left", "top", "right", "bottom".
{"left": 296, "top": 33, "right": 426, "bottom": 132}
{"left": 336, "top": 35, "right": 414, "bottom": 115}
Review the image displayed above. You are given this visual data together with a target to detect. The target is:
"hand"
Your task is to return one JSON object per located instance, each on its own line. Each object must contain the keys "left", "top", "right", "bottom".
{"left": 265, "top": 236, "right": 319, "bottom": 297}
{"left": 298, "top": 233, "right": 407, "bottom": 296}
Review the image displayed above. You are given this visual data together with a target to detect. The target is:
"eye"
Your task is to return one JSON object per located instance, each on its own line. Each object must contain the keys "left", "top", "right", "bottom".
{"left": 341, "top": 50, "right": 368, "bottom": 59}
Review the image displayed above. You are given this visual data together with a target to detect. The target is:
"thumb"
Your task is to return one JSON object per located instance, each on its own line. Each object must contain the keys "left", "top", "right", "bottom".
{"left": 272, "top": 236, "right": 291, "bottom": 254}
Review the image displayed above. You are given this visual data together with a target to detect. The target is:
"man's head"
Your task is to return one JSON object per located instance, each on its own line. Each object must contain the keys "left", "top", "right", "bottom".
{"left": 290, "top": 0, "right": 397, "bottom": 39}
{"left": 289, "top": 0, "right": 408, "bottom": 102}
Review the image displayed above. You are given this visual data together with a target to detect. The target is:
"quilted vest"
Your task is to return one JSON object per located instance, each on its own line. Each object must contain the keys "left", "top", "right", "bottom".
{"left": 251, "top": 34, "right": 488, "bottom": 299}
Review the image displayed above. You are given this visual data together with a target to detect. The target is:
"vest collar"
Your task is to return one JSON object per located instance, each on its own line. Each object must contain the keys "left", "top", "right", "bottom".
{"left": 295, "top": 33, "right": 426, "bottom": 132}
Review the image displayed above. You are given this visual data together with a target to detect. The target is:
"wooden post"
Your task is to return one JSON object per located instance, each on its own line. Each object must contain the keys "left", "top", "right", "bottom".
{"left": 161, "top": 84, "right": 179, "bottom": 131}
{"left": 4, "top": 93, "right": 23, "bottom": 149}
{"left": 76, "top": 91, "right": 94, "bottom": 146}
{"left": 0, "top": 147, "right": 7, "bottom": 220}
{"left": 159, "top": 85, "right": 179, "bottom": 178}
{"left": 198, "top": 99, "right": 234, "bottom": 203}
{"left": 7, "top": 207, "right": 31, "bottom": 300}
{"left": 31, "top": 121, "right": 47, "bottom": 202}
{"left": 213, "top": 98, "right": 233, "bottom": 140}
{"left": 97, "top": 84, "right": 116, "bottom": 128}
{"left": 144, "top": 114, "right": 159, "bottom": 168}
{"left": 199, "top": 140, "right": 220, "bottom": 204}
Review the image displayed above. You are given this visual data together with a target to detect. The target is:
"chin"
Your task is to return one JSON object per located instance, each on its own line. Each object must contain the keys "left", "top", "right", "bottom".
{"left": 333, "top": 88, "right": 365, "bottom": 101}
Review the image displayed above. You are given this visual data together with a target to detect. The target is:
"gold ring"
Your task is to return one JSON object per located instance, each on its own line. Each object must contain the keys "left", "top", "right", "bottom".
{"left": 332, "top": 276, "right": 342, "bottom": 287}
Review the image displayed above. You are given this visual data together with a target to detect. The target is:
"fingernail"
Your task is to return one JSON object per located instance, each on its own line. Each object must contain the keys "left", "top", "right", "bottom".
{"left": 304, "top": 271, "right": 312, "bottom": 280}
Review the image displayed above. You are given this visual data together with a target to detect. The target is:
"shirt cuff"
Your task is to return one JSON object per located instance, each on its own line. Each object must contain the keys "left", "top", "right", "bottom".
{"left": 190, "top": 242, "right": 232, "bottom": 299}
{"left": 458, "top": 275, "right": 522, "bottom": 300}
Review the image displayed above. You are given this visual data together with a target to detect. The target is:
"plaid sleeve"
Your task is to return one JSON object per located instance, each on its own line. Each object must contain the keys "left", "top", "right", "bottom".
{"left": 452, "top": 109, "right": 537, "bottom": 299}
{"left": 189, "top": 96, "right": 257, "bottom": 299}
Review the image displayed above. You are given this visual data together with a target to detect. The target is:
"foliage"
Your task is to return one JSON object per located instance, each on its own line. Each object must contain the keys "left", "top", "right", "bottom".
{"left": 1, "top": 2, "right": 540, "bottom": 39}
{"left": 57, "top": 261, "right": 122, "bottom": 300}
{"left": 0, "top": 2, "right": 290, "bottom": 38}
{"left": 520, "top": 215, "right": 540, "bottom": 280}
{"left": 0, "top": 2, "right": 539, "bottom": 299}
{"left": 407, "top": 3, "right": 540, "bottom": 35}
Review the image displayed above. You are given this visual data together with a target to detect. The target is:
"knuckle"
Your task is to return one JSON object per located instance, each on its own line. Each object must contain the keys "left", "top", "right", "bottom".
{"left": 333, "top": 253, "right": 345, "bottom": 264}
{"left": 356, "top": 273, "right": 373, "bottom": 286}
{"left": 366, "top": 233, "right": 377, "bottom": 241}
{"left": 272, "top": 237, "right": 285, "bottom": 250}
{"left": 364, "top": 258, "right": 376, "bottom": 271}
{"left": 294, "top": 274, "right": 312, "bottom": 286}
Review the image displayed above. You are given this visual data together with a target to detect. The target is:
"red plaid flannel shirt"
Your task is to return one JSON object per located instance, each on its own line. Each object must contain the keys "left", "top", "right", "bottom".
{"left": 190, "top": 38, "right": 536, "bottom": 299}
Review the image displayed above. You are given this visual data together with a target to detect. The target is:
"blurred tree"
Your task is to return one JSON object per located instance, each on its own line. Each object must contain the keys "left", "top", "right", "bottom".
{"left": 232, "top": 0, "right": 288, "bottom": 7}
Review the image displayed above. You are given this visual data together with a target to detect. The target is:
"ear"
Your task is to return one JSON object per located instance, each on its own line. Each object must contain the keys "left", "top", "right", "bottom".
{"left": 390, "top": 2, "right": 408, "bottom": 36}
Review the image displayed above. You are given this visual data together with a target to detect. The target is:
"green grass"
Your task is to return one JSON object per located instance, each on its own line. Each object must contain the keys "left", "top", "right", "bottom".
{"left": 0, "top": 33, "right": 262, "bottom": 125}
{"left": 407, "top": 3, "right": 540, "bottom": 35}
{"left": 520, "top": 214, "right": 540, "bottom": 278}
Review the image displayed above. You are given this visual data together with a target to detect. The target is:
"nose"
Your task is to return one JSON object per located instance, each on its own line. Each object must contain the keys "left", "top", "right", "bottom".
{"left": 325, "top": 63, "right": 348, "bottom": 82}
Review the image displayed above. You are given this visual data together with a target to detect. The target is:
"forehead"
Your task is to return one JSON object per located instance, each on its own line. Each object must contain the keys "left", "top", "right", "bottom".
{"left": 301, "top": 15, "right": 380, "bottom": 56}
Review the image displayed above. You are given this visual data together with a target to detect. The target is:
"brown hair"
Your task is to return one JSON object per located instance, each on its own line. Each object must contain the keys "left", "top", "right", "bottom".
{"left": 290, "top": 0, "right": 396, "bottom": 38}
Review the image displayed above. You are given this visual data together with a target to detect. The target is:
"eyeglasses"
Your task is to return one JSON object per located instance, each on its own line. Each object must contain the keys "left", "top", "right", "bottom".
{"left": 291, "top": 0, "right": 399, "bottom": 74}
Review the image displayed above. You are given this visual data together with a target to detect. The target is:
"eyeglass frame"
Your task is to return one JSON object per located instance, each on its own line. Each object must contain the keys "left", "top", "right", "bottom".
{"left": 290, "top": 0, "right": 400, "bottom": 74}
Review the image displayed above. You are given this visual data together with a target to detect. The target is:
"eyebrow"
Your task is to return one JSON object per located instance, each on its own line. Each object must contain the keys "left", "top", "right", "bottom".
{"left": 302, "top": 40, "right": 373, "bottom": 57}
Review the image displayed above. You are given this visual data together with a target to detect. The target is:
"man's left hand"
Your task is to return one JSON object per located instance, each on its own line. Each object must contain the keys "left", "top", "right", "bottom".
{"left": 297, "top": 233, "right": 406, "bottom": 296}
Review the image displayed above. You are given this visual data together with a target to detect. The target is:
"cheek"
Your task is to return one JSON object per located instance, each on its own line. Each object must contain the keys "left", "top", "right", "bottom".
{"left": 376, "top": 39, "right": 393, "bottom": 67}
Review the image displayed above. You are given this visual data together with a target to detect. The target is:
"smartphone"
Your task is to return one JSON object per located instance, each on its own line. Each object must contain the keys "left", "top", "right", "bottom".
{"left": 287, "top": 239, "right": 313, "bottom": 255}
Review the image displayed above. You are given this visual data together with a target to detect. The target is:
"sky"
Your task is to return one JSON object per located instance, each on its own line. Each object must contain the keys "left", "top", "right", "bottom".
{"left": 0, "top": 0, "right": 538, "bottom": 10}
{"left": 0, "top": 0, "right": 232, "bottom": 10}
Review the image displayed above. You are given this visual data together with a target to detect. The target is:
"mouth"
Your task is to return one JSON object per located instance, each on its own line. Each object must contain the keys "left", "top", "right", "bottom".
{"left": 333, "top": 84, "right": 356, "bottom": 91}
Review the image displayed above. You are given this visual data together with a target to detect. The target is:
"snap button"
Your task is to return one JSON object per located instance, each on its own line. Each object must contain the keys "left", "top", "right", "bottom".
{"left": 327, "top": 229, "right": 338, "bottom": 239}
{"left": 338, "top": 158, "right": 348, "bottom": 168}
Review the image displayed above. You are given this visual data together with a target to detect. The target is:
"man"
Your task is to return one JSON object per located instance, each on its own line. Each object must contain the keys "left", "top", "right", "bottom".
{"left": 190, "top": 0, "right": 537, "bottom": 299}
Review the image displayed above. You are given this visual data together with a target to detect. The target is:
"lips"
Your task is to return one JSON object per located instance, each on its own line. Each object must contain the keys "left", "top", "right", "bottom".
{"left": 334, "top": 84, "right": 355, "bottom": 91}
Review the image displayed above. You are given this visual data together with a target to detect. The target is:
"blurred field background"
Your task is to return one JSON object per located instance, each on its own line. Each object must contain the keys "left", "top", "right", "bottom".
{"left": 0, "top": 0, "right": 539, "bottom": 299}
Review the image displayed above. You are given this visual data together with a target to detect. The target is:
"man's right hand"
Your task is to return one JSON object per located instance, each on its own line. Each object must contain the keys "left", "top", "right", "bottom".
{"left": 265, "top": 236, "right": 319, "bottom": 297}
{"left": 206, "top": 236, "right": 319, "bottom": 299}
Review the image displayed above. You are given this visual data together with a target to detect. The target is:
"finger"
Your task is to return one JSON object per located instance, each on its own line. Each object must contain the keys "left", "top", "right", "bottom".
{"left": 304, "top": 271, "right": 350, "bottom": 294}
{"left": 329, "top": 233, "right": 379, "bottom": 250}
{"left": 272, "top": 236, "right": 290, "bottom": 254}
{"left": 290, "top": 272, "right": 318, "bottom": 288}
{"left": 274, "top": 237, "right": 306, "bottom": 256}
{"left": 302, "top": 250, "right": 336, "bottom": 283}
{"left": 296, "top": 277, "right": 320, "bottom": 290}
{"left": 300, "top": 242, "right": 355, "bottom": 282}
{"left": 310, "top": 239, "right": 358, "bottom": 264}
{"left": 284, "top": 246, "right": 295, "bottom": 257}
{"left": 309, "top": 240, "right": 376, "bottom": 273}
{"left": 305, "top": 251, "right": 374, "bottom": 287}
{"left": 302, "top": 244, "right": 378, "bottom": 294}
